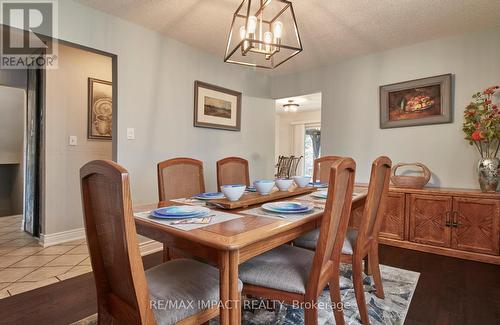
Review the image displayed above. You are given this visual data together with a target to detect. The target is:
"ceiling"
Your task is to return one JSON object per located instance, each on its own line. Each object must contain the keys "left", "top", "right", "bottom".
{"left": 78, "top": 0, "right": 500, "bottom": 75}
{"left": 275, "top": 92, "right": 321, "bottom": 114}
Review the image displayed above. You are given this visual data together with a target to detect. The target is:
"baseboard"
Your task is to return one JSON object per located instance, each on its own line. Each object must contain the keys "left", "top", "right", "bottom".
{"left": 39, "top": 228, "right": 163, "bottom": 256}
{"left": 39, "top": 228, "right": 86, "bottom": 247}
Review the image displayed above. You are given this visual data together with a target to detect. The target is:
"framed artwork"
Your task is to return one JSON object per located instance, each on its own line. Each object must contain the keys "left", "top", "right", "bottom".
{"left": 380, "top": 74, "right": 452, "bottom": 129}
{"left": 88, "top": 78, "right": 113, "bottom": 139}
{"left": 194, "top": 80, "right": 242, "bottom": 131}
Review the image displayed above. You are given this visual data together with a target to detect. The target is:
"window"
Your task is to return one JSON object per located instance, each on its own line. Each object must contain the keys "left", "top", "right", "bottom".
{"left": 304, "top": 126, "right": 321, "bottom": 176}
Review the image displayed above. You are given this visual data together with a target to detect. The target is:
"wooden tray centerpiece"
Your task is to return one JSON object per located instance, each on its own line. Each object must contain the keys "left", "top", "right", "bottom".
{"left": 208, "top": 186, "right": 317, "bottom": 210}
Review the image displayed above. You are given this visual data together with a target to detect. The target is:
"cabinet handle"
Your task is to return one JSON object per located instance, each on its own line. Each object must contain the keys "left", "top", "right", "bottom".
{"left": 445, "top": 211, "right": 452, "bottom": 227}
{"left": 451, "top": 211, "right": 461, "bottom": 228}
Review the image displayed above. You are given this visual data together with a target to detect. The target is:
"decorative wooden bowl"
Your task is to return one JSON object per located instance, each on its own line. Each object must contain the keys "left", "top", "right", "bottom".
{"left": 391, "top": 163, "right": 431, "bottom": 189}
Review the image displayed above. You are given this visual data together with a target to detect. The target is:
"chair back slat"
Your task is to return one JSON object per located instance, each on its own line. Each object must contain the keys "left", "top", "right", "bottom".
{"left": 308, "top": 158, "right": 356, "bottom": 292}
{"left": 313, "top": 156, "right": 343, "bottom": 183}
{"left": 216, "top": 157, "right": 250, "bottom": 188}
{"left": 157, "top": 158, "right": 205, "bottom": 201}
{"left": 80, "top": 160, "right": 154, "bottom": 324}
{"left": 356, "top": 156, "right": 392, "bottom": 248}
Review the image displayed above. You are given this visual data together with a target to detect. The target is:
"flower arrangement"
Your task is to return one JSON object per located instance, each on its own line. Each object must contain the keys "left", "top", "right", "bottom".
{"left": 462, "top": 86, "right": 500, "bottom": 158}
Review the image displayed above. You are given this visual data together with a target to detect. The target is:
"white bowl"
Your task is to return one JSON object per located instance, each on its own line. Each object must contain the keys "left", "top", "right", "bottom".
{"left": 292, "top": 176, "right": 311, "bottom": 188}
{"left": 254, "top": 180, "right": 275, "bottom": 195}
{"left": 220, "top": 184, "right": 246, "bottom": 202}
{"left": 275, "top": 178, "right": 294, "bottom": 191}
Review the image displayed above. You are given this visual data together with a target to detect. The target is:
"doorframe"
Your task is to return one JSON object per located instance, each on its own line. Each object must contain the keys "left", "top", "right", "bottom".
{"left": 0, "top": 24, "right": 118, "bottom": 237}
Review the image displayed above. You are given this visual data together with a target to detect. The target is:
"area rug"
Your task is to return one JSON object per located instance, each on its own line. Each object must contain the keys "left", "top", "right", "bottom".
{"left": 72, "top": 264, "right": 419, "bottom": 325}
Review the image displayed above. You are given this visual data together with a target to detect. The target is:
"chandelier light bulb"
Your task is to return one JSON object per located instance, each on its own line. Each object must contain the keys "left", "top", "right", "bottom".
{"left": 239, "top": 26, "right": 246, "bottom": 39}
{"left": 273, "top": 21, "right": 283, "bottom": 39}
{"left": 247, "top": 16, "right": 258, "bottom": 35}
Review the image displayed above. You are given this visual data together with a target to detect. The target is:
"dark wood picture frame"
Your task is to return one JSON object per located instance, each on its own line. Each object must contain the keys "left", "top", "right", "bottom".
{"left": 380, "top": 74, "right": 452, "bottom": 129}
{"left": 194, "top": 80, "right": 242, "bottom": 131}
{"left": 88, "top": 78, "right": 113, "bottom": 140}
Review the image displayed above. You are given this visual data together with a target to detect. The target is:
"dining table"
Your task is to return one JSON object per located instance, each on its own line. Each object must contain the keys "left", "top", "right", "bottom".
{"left": 133, "top": 186, "right": 368, "bottom": 325}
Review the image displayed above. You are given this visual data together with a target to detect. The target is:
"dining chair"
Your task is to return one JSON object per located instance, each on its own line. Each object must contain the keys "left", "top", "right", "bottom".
{"left": 216, "top": 156, "right": 250, "bottom": 189}
{"left": 313, "top": 156, "right": 343, "bottom": 183}
{"left": 81, "top": 160, "right": 231, "bottom": 325}
{"left": 157, "top": 157, "right": 205, "bottom": 201}
{"left": 157, "top": 158, "right": 206, "bottom": 262}
{"left": 238, "top": 158, "right": 356, "bottom": 325}
{"left": 294, "top": 156, "right": 392, "bottom": 324}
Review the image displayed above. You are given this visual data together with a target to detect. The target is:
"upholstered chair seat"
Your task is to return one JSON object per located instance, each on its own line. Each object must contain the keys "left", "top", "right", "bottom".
{"left": 294, "top": 228, "right": 358, "bottom": 255}
{"left": 239, "top": 245, "right": 314, "bottom": 294}
{"left": 147, "top": 258, "right": 242, "bottom": 325}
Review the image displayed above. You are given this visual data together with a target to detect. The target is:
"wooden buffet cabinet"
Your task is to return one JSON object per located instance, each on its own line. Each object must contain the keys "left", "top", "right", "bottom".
{"left": 350, "top": 186, "right": 500, "bottom": 265}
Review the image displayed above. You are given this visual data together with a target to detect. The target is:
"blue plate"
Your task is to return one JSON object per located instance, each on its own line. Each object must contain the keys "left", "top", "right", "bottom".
{"left": 311, "top": 190, "right": 328, "bottom": 199}
{"left": 153, "top": 206, "right": 210, "bottom": 217}
{"left": 262, "top": 202, "right": 313, "bottom": 214}
{"left": 151, "top": 209, "right": 209, "bottom": 219}
{"left": 194, "top": 192, "right": 225, "bottom": 200}
{"left": 309, "top": 182, "right": 328, "bottom": 188}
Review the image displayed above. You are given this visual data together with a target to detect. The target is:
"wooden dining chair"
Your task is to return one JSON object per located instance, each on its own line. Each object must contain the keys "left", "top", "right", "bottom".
{"left": 238, "top": 158, "right": 356, "bottom": 325}
{"left": 216, "top": 156, "right": 250, "bottom": 189}
{"left": 294, "top": 156, "right": 392, "bottom": 324}
{"left": 81, "top": 160, "right": 227, "bottom": 325}
{"left": 313, "top": 156, "right": 343, "bottom": 182}
{"left": 157, "top": 157, "right": 205, "bottom": 201}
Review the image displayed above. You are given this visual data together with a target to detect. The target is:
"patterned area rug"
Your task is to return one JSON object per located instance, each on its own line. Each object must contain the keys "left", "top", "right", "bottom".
{"left": 73, "top": 264, "right": 419, "bottom": 325}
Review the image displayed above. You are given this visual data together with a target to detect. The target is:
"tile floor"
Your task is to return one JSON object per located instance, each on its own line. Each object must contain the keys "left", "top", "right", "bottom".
{"left": 0, "top": 215, "right": 92, "bottom": 299}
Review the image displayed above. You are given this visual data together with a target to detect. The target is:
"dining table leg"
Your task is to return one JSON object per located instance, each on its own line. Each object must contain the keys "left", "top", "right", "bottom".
{"left": 219, "top": 251, "right": 230, "bottom": 325}
{"left": 229, "top": 250, "right": 241, "bottom": 324}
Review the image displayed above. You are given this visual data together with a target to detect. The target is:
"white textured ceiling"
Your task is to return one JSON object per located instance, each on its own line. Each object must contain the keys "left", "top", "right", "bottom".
{"left": 77, "top": 0, "right": 500, "bottom": 75}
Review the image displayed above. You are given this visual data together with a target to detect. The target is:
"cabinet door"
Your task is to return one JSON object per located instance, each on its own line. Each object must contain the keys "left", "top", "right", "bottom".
{"left": 409, "top": 194, "right": 452, "bottom": 247}
{"left": 379, "top": 192, "right": 406, "bottom": 240}
{"left": 452, "top": 197, "right": 500, "bottom": 255}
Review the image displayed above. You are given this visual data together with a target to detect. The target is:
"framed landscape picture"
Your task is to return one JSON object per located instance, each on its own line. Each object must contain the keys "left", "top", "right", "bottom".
{"left": 194, "top": 81, "right": 242, "bottom": 131}
{"left": 88, "top": 78, "right": 113, "bottom": 139}
{"left": 380, "top": 74, "right": 452, "bottom": 129}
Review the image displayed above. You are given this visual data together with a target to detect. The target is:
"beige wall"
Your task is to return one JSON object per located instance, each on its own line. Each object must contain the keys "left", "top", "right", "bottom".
{"left": 272, "top": 27, "right": 500, "bottom": 189}
{"left": 29, "top": 1, "right": 274, "bottom": 237}
{"left": 43, "top": 44, "right": 112, "bottom": 234}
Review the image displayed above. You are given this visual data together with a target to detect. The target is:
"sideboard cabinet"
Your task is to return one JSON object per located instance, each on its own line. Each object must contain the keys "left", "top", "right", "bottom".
{"left": 350, "top": 186, "right": 500, "bottom": 265}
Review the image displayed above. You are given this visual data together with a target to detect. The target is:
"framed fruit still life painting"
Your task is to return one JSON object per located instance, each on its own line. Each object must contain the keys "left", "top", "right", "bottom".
{"left": 380, "top": 74, "right": 452, "bottom": 129}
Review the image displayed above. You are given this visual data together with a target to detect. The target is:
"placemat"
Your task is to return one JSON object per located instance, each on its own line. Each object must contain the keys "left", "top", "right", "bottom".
{"left": 240, "top": 204, "right": 324, "bottom": 220}
{"left": 134, "top": 209, "right": 243, "bottom": 231}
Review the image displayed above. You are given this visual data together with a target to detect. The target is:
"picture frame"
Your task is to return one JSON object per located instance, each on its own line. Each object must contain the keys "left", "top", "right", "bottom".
{"left": 88, "top": 78, "right": 113, "bottom": 140}
{"left": 380, "top": 74, "right": 452, "bottom": 129}
{"left": 194, "top": 80, "right": 242, "bottom": 131}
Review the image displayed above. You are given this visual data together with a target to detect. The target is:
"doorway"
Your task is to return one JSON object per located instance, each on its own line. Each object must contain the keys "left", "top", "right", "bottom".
{"left": 275, "top": 92, "right": 322, "bottom": 177}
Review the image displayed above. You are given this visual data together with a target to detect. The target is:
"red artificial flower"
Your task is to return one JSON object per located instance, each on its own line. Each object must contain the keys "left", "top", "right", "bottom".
{"left": 485, "top": 99, "right": 492, "bottom": 105}
{"left": 472, "top": 130, "right": 483, "bottom": 141}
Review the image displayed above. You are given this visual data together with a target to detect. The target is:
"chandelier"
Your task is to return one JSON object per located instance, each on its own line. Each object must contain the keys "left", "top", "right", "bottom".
{"left": 224, "top": 0, "right": 303, "bottom": 69}
{"left": 283, "top": 100, "right": 299, "bottom": 112}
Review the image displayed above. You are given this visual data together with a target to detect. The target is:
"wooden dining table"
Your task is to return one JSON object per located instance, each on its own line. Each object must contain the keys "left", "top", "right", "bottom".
{"left": 134, "top": 187, "right": 368, "bottom": 325}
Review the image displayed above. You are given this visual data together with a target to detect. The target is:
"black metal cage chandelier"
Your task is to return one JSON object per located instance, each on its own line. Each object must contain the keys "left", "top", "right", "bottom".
{"left": 224, "top": 0, "right": 303, "bottom": 69}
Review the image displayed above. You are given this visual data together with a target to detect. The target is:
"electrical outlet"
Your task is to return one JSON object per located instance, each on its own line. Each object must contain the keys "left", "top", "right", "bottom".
{"left": 127, "top": 128, "right": 135, "bottom": 140}
{"left": 69, "top": 136, "right": 77, "bottom": 146}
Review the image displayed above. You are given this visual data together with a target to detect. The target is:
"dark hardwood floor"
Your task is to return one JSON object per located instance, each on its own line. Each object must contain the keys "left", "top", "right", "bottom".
{"left": 0, "top": 245, "right": 499, "bottom": 325}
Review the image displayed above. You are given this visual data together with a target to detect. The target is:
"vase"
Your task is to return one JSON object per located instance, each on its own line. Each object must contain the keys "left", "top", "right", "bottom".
{"left": 477, "top": 158, "right": 500, "bottom": 192}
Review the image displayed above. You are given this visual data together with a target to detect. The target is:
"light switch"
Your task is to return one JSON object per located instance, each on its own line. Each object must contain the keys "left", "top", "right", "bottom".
{"left": 127, "top": 128, "right": 135, "bottom": 140}
{"left": 69, "top": 136, "right": 77, "bottom": 146}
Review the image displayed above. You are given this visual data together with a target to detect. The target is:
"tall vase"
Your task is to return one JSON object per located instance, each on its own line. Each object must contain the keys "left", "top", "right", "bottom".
{"left": 478, "top": 158, "right": 500, "bottom": 192}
